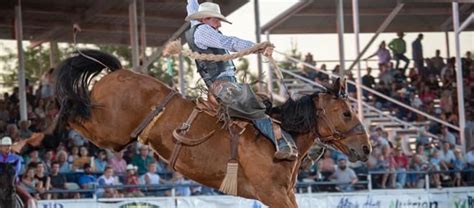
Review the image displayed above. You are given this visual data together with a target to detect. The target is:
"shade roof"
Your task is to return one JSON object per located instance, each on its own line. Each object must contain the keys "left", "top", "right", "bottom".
{"left": 0, "top": 0, "right": 248, "bottom": 46}
{"left": 261, "top": 0, "right": 474, "bottom": 34}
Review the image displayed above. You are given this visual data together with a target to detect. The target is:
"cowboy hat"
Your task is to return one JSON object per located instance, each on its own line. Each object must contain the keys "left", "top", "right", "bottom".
{"left": 0, "top": 136, "right": 12, "bottom": 146}
{"left": 126, "top": 164, "right": 138, "bottom": 171}
{"left": 185, "top": 2, "right": 232, "bottom": 24}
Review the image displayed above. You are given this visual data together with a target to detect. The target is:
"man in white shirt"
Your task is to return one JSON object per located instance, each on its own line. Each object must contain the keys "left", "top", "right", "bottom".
{"left": 330, "top": 156, "right": 358, "bottom": 192}
{"left": 185, "top": 0, "right": 297, "bottom": 160}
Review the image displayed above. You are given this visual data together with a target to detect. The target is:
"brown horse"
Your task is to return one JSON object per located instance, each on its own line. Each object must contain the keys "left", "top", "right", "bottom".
{"left": 54, "top": 50, "right": 371, "bottom": 208}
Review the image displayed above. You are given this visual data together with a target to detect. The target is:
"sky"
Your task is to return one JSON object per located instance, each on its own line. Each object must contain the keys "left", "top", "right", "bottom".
{"left": 0, "top": 0, "right": 473, "bottom": 74}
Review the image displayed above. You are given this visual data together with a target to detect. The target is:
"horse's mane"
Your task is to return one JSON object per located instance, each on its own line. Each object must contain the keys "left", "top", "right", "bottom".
{"left": 55, "top": 50, "right": 122, "bottom": 126}
{"left": 273, "top": 93, "right": 318, "bottom": 134}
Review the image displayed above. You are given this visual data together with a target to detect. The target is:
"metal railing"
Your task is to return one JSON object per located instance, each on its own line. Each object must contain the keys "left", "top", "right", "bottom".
{"left": 275, "top": 50, "right": 461, "bottom": 132}
{"left": 24, "top": 169, "right": 474, "bottom": 199}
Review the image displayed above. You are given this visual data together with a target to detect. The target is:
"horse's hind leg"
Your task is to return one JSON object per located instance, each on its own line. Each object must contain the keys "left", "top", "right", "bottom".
{"left": 258, "top": 188, "right": 296, "bottom": 208}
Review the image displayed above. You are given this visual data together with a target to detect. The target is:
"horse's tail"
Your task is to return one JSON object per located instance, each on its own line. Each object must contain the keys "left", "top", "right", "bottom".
{"left": 54, "top": 49, "right": 122, "bottom": 125}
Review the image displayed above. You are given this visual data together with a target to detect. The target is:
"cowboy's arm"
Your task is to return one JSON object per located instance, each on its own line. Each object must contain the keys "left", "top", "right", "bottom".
{"left": 15, "top": 155, "right": 23, "bottom": 177}
{"left": 194, "top": 24, "right": 254, "bottom": 52}
{"left": 186, "top": 0, "right": 200, "bottom": 26}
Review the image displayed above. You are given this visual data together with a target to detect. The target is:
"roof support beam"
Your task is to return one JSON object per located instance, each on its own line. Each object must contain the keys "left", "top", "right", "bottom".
{"left": 336, "top": 0, "right": 346, "bottom": 77}
{"left": 295, "top": 8, "right": 451, "bottom": 16}
{"left": 140, "top": 22, "right": 190, "bottom": 72}
{"left": 440, "top": 4, "right": 471, "bottom": 31}
{"left": 453, "top": 2, "right": 467, "bottom": 153}
{"left": 129, "top": 0, "right": 140, "bottom": 72}
{"left": 29, "top": 0, "right": 119, "bottom": 48}
{"left": 348, "top": 3, "right": 404, "bottom": 71}
{"left": 261, "top": 0, "right": 313, "bottom": 33}
{"left": 458, "top": 12, "right": 474, "bottom": 33}
{"left": 15, "top": 2, "right": 27, "bottom": 121}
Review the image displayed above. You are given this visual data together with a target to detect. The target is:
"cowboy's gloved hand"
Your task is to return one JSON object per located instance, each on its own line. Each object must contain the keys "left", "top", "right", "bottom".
{"left": 262, "top": 47, "right": 273, "bottom": 57}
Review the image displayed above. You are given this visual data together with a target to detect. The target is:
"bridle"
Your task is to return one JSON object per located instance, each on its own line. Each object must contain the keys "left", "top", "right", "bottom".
{"left": 313, "top": 92, "right": 367, "bottom": 150}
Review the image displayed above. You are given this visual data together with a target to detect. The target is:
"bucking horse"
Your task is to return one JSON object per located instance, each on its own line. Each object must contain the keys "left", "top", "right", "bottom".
{"left": 53, "top": 50, "right": 371, "bottom": 208}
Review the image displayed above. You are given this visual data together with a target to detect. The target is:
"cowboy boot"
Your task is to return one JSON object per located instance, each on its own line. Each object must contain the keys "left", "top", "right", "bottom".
{"left": 274, "top": 130, "right": 298, "bottom": 161}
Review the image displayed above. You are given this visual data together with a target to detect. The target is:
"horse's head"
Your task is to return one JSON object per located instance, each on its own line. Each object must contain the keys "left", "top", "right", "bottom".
{"left": 313, "top": 78, "right": 371, "bottom": 162}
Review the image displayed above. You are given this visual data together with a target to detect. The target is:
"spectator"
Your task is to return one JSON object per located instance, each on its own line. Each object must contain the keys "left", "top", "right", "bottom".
{"left": 330, "top": 156, "right": 358, "bottom": 192}
{"left": 18, "top": 120, "right": 32, "bottom": 139}
{"left": 42, "top": 149, "right": 54, "bottom": 174}
{"left": 453, "top": 149, "right": 465, "bottom": 187}
{"left": 429, "top": 150, "right": 443, "bottom": 188}
{"left": 20, "top": 166, "right": 42, "bottom": 199}
{"left": 68, "top": 146, "right": 79, "bottom": 164}
{"left": 412, "top": 34, "right": 424, "bottom": 72}
{"left": 49, "top": 161, "right": 67, "bottom": 199}
{"left": 466, "top": 146, "right": 474, "bottom": 168}
{"left": 388, "top": 32, "right": 409, "bottom": 74}
{"left": 94, "top": 150, "right": 108, "bottom": 173}
{"left": 78, "top": 163, "right": 97, "bottom": 198}
{"left": 56, "top": 150, "right": 71, "bottom": 173}
{"left": 462, "top": 51, "right": 472, "bottom": 76}
{"left": 392, "top": 147, "right": 408, "bottom": 189}
{"left": 362, "top": 68, "right": 376, "bottom": 99}
{"left": 24, "top": 149, "right": 42, "bottom": 167}
{"left": 431, "top": 49, "right": 445, "bottom": 75}
{"left": 109, "top": 150, "right": 127, "bottom": 174}
{"left": 140, "top": 162, "right": 169, "bottom": 196}
{"left": 315, "top": 64, "right": 329, "bottom": 83}
{"left": 97, "top": 166, "right": 121, "bottom": 198}
{"left": 365, "top": 41, "right": 391, "bottom": 73}
{"left": 302, "top": 53, "right": 318, "bottom": 80}
{"left": 73, "top": 146, "right": 91, "bottom": 172}
{"left": 68, "top": 129, "right": 87, "bottom": 148}
{"left": 132, "top": 145, "right": 156, "bottom": 175}
{"left": 440, "top": 126, "right": 456, "bottom": 146}
{"left": 317, "top": 150, "right": 336, "bottom": 180}
{"left": 6, "top": 124, "right": 20, "bottom": 143}
{"left": 124, "top": 164, "right": 144, "bottom": 197}
{"left": 35, "top": 161, "right": 51, "bottom": 199}
{"left": 439, "top": 142, "right": 455, "bottom": 170}
{"left": 172, "top": 172, "right": 192, "bottom": 196}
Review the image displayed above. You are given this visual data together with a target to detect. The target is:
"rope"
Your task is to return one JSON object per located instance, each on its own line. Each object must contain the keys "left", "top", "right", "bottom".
{"left": 164, "top": 40, "right": 290, "bottom": 97}
{"left": 72, "top": 24, "right": 110, "bottom": 70}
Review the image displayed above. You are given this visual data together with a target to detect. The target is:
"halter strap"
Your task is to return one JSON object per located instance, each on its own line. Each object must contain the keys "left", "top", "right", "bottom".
{"left": 315, "top": 94, "right": 366, "bottom": 144}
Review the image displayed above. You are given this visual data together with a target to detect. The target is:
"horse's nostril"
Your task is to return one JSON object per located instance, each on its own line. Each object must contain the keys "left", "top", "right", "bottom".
{"left": 350, "top": 148, "right": 356, "bottom": 153}
{"left": 363, "top": 145, "right": 370, "bottom": 155}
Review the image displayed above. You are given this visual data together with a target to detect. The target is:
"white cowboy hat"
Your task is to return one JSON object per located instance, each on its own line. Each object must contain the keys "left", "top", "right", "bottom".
{"left": 185, "top": 2, "right": 232, "bottom": 24}
{"left": 0, "top": 136, "right": 12, "bottom": 146}
{"left": 126, "top": 164, "right": 138, "bottom": 171}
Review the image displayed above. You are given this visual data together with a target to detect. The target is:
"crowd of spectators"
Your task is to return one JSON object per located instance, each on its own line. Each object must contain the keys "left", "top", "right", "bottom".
{"left": 0, "top": 70, "right": 216, "bottom": 200}
{"left": 295, "top": 32, "right": 474, "bottom": 192}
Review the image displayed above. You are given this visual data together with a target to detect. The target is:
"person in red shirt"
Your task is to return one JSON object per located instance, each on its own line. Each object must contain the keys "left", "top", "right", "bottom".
{"left": 392, "top": 147, "right": 409, "bottom": 188}
{"left": 124, "top": 164, "right": 144, "bottom": 197}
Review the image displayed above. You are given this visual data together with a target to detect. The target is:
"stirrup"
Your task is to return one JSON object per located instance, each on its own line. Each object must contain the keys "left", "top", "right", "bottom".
{"left": 274, "top": 133, "right": 298, "bottom": 161}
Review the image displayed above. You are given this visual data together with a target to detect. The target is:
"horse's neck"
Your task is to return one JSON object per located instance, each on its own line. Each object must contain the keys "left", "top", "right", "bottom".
{"left": 295, "top": 133, "right": 315, "bottom": 157}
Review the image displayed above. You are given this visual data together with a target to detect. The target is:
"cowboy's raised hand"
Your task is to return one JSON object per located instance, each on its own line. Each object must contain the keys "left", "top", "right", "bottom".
{"left": 263, "top": 47, "right": 273, "bottom": 57}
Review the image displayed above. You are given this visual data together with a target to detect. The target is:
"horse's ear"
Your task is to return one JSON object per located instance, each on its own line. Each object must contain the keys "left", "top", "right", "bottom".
{"left": 341, "top": 78, "right": 347, "bottom": 92}
{"left": 332, "top": 77, "right": 341, "bottom": 95}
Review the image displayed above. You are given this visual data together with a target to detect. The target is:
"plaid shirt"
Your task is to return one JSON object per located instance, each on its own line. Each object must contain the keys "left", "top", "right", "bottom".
{"left": 186, "top": 0, "right": 254, "bottom": 52}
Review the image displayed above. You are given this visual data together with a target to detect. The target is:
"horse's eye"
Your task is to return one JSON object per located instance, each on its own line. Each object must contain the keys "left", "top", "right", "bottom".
{"left": 343, "top": 111, "right": 351, "bottom": 118}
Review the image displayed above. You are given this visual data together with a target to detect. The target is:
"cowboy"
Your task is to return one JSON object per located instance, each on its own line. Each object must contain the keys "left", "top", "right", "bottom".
{"left": 185, "top": 0, "right": 297, "bottom": 160}
{"left": 0, "top": 136, "right": 22, "bottom": 178}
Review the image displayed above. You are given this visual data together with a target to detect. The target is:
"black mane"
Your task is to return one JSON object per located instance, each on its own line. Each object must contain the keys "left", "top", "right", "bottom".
{"left": 272, "top": 93, "right": 318, "bottom": 134}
